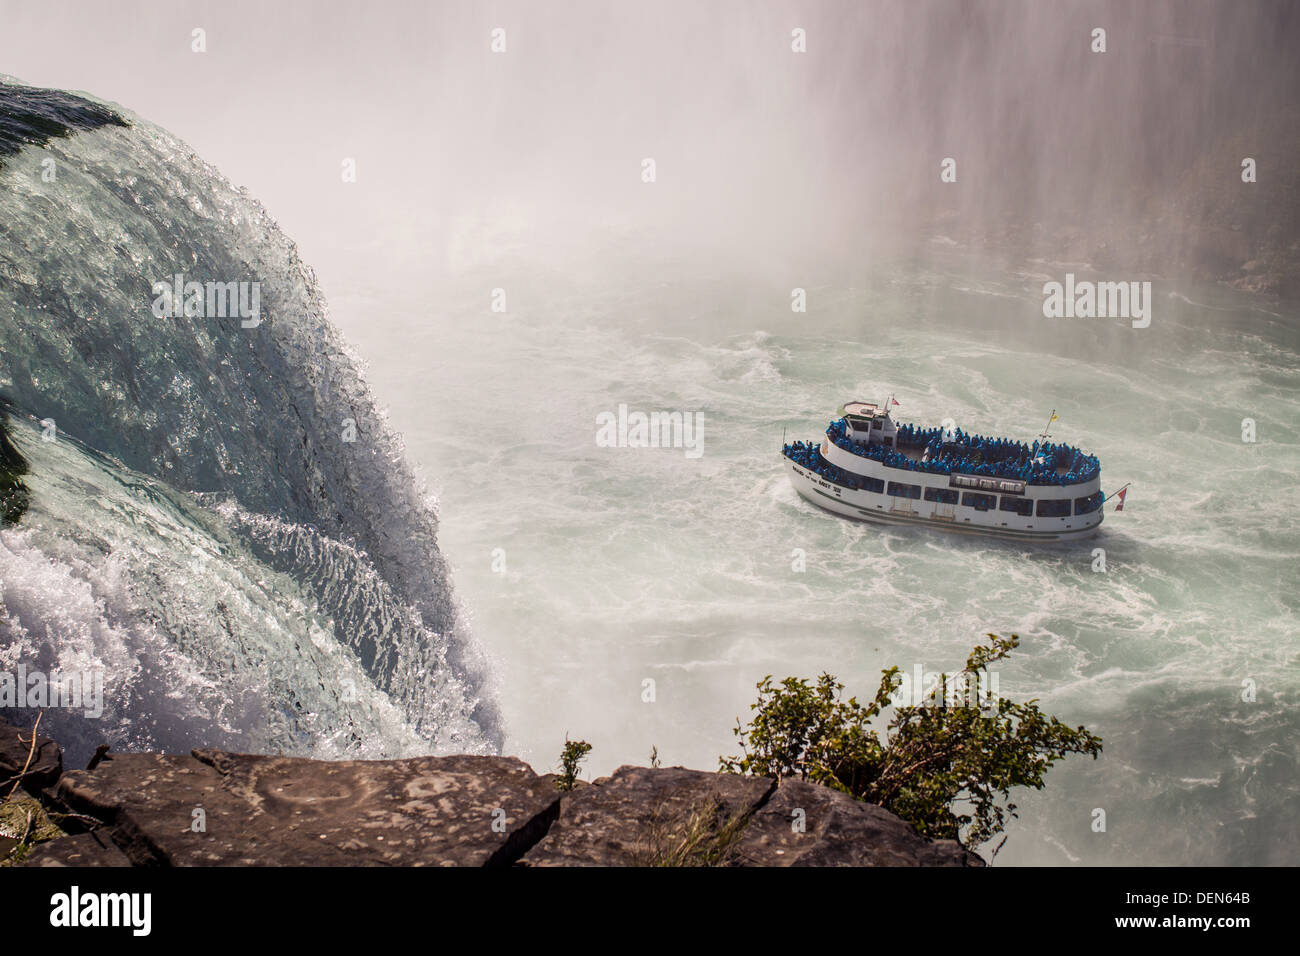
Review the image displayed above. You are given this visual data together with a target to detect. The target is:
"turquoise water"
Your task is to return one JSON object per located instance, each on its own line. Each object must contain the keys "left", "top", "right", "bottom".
{"left": 343, "top": 247, "right": 1300, "bottom": 865}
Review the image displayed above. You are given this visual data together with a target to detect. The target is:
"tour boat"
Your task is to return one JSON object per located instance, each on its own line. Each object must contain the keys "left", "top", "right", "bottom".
{"left": 783, "top": 400, "right": 1107, "bottom": 541}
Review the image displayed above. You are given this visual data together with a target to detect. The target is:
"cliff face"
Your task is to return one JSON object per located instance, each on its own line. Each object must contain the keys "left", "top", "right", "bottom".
{"left": 0, "top": 82, "right": 128, "bottom": 169}
{"left": 0, "top": 414, "right": 28, "bottom": 526}
{"left": 0, "top": 719, "right": 983, "bottom": 867}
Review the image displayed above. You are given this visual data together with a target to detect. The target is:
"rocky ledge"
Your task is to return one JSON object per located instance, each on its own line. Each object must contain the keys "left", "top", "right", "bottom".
{"left": 1, "top": 719, "right": 983, "bottom": 867}
{"left": 0, "top": 412, "right": 29, "bottom": 526}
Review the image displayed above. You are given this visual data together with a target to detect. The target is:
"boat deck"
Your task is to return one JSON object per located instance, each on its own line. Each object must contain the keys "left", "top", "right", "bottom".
{"left": 820, "top": 411, "right": 1100, "bottom": 486}
{"left": 891, "top": 439, "right": 1073, "bottom": 477}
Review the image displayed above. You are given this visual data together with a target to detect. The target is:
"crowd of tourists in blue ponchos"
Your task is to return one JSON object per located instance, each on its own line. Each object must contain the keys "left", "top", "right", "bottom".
{"left": 784, "top": 418, "right": 1099, "bottom": 487}
{"left": 783, "top": 439, "right": 867, "bottom": 490}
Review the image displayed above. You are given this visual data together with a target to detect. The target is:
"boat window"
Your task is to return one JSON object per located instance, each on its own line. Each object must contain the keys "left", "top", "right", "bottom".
{"left": 924, "top": 487, "right": 959, "bottom": 504}
{"left": 860, "top": 476, "right": 885, "bottom": 493}
{"left": 961, "top": 492, "right": 996, "bottom": 511}
{"left": 1036, "top": 498, "right": 1071, "bottom": 518}
{"left": 1000, "top": 496, "right": 1034, "bottom": 516}
{"left": 872, "top": 420, "right": 882, "bottom": 430}
{"left": 887, "top": 481, "right": 923, "bottom": 499}
{"left": 1074, "top": 491, "right": 1104, "bottom": 515}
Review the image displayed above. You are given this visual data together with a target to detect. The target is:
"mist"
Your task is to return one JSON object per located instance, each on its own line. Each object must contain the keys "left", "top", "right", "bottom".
{"left": 5, "top": 0, "right": 1297, "bottom": 306}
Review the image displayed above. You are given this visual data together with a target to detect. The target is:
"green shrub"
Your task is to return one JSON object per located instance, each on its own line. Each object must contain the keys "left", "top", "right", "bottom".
{"left": 721, "top": 634, "right": 1102, "bottom": 850}
{"left": 555, "top": 738, "right": 592, "bottom": 791}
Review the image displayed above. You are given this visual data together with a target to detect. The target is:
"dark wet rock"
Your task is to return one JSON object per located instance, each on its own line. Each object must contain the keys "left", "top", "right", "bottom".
{"left": 522, "top": 765, "right": 776, "bottom": 866}
{"left": 0, "top": 81, "right": 128, "bottom": 167}
{"left": 50, "top": 748, "right": 561, "bottom": 867}
{"left": 521, "top": 766, "right": 984, "bottom": 867}
{"left": 0, "top": 717, "right": 62, "bottom": 796}
{"left": 729, "top": 778, "right": 985, "bottom": 867}
{"left": 20, "top": 830, "right": 131, "bottom": 867}
{"left": 13, "top": 721, "right": 984, "bottom": 867}
{"left": 0, "top": 414, "right": 29, "bottom": 526}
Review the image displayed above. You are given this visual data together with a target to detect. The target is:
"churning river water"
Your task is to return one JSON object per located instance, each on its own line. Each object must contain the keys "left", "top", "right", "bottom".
{"left": 340, "top": 239, "right": 1300, "bottom": 866}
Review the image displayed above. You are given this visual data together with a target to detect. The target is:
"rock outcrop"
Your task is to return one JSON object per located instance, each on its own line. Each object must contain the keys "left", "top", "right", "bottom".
{"left": 522, "top": 766, "right": 775, "bottom": 866}
{"left": 0, "top": 719, "right": 984, "bottom": 867}
{"left": 49, "top": 749, "right": 560, "bottom": 867}
{"left": 521, "top": 765, "right": 980, "bottom": 866}
{"left": 0, "top": 412, "right": 29, "bottom": 526}
{"left": 0, "top": 82, "right": 129, "bottom": 169}
{"left": 725, "top": 776, "right": 978, "bottom": 866}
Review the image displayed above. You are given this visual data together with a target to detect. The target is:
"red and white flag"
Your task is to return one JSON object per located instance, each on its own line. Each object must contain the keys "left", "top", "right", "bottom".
{"left": 889, "top": 397, "right": 900, "bottom": 407}
{"left": 1114, "top": 487, "right": 1128, "bottom": 511}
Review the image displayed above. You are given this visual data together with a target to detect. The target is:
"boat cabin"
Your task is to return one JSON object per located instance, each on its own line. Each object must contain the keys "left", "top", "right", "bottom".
{"left": 840, "top": 402, "right": 898, "bottom": 449}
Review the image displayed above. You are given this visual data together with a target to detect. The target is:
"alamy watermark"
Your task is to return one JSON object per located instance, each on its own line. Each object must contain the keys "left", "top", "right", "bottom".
{"left": 890, "top": 664, "right": 1001, "bottom": 711}
{"left": 0, "top": 664, "right": 104, "bottom": 718}
{"left": 49, "top": 886, "right": 150, "bottom": 936}
{"left": 151, "top": 273, "right": 261, "bottom": 328}
{"left": 1042, "top": 273, "right": 1151, "bottom": 328}
{"left": 596, "top": 403, "right": 704, "bottom": 458}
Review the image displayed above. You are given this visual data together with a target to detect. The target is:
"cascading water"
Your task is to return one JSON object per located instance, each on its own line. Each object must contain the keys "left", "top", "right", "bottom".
{"left": 0, "top": 81, "right": 500, "bottom": 766}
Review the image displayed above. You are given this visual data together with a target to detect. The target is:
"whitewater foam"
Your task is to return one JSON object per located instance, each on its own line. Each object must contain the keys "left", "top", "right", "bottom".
{"left": 0, "top": 82, "right": 499, "bottom": 759}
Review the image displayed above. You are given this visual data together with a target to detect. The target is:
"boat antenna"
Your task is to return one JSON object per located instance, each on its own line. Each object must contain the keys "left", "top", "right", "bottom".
{"left": 1038, "top": 409, "right": 1059, "bottom": 441}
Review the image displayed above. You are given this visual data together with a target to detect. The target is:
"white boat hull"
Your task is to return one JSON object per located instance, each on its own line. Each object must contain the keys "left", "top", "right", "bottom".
{"left": 786, "top": 459, "right": 1104, "bottom": 542}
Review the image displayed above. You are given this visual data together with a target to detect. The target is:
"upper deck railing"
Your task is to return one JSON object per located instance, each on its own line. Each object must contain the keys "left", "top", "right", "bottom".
{"left": 823, "top": 418, "right": 1100, "bottom": 486}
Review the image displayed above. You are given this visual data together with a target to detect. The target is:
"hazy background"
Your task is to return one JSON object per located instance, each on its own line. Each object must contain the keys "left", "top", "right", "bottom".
{"left": 5, "top": 0, "right": 1299, "bottom": 299}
